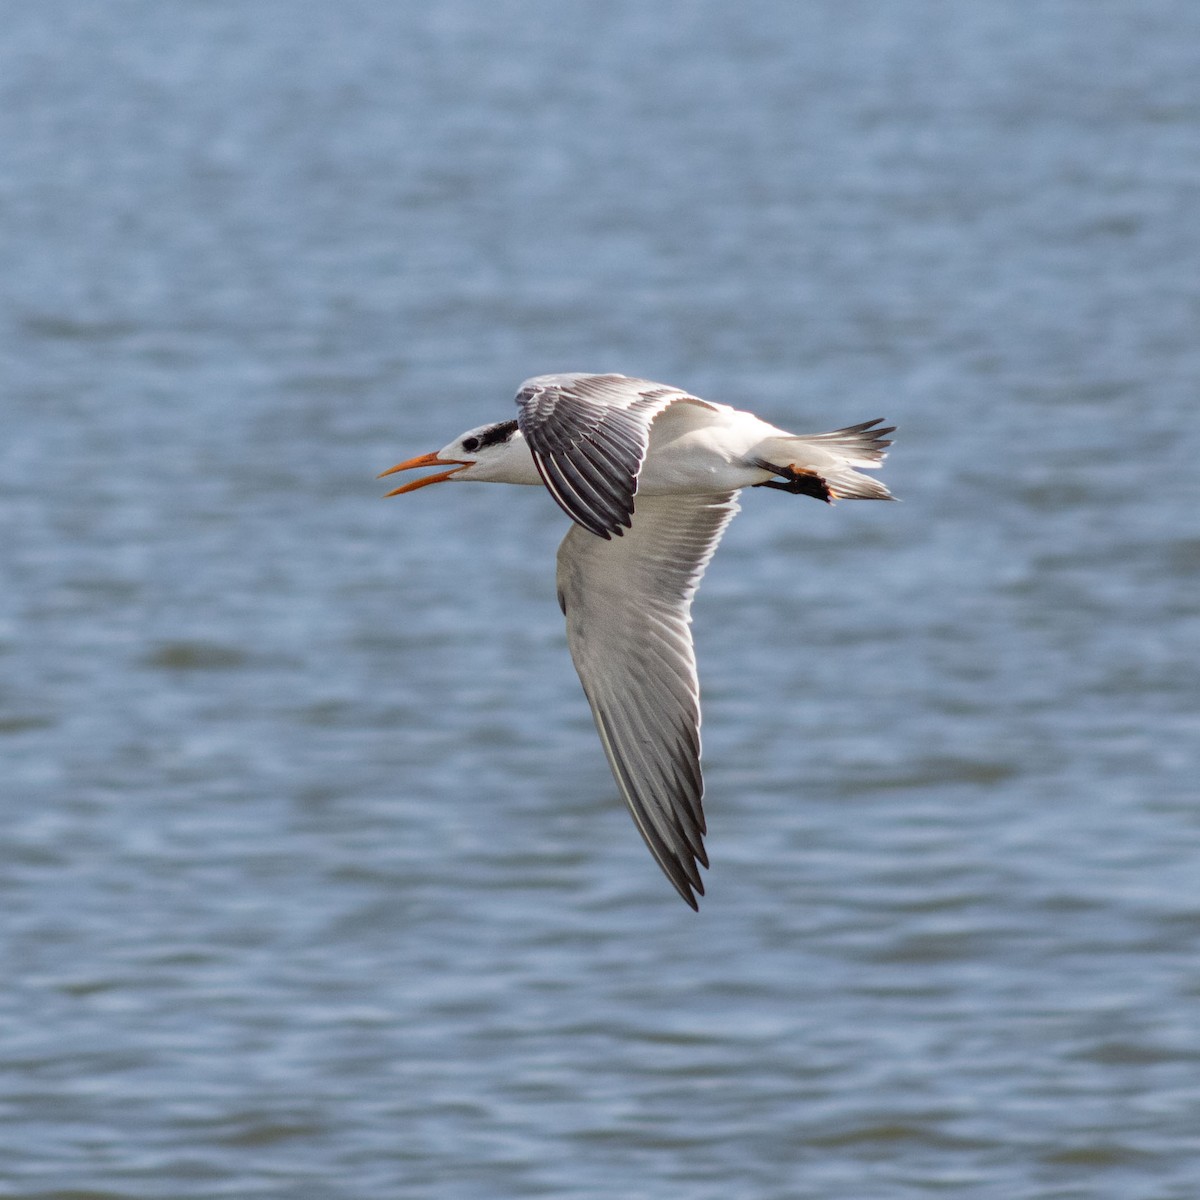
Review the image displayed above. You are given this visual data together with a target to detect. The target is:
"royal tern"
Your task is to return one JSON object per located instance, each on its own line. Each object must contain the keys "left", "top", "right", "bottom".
{"left": 380, "top": 373, "right": 895, "bottom": 909}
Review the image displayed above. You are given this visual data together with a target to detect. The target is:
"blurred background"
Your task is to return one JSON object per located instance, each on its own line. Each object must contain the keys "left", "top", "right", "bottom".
{"left": 2, "top": 1, "right": 1198, "bottom": 1197}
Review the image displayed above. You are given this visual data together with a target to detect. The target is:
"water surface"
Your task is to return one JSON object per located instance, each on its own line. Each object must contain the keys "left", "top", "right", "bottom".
{"left": 2, "top": 2, "right": 1199, "bottom": 1197}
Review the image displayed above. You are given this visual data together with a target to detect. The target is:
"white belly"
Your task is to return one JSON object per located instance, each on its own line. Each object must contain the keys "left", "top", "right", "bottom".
{"left": 637, "top": 405, "right": 780, "bottom": 494}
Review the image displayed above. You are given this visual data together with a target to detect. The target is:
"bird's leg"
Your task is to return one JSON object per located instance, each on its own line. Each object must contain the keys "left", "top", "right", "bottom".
{"left": 750, "top": 458, "right": 832, "bottom": 503}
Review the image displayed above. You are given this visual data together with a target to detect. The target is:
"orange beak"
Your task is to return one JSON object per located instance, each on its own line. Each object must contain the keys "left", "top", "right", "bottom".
{"left": 377, "top": 452, "right": 470, "bottom": 496}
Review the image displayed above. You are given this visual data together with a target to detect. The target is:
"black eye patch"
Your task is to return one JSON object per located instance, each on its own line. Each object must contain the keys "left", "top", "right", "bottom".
{"left": 477, "top": 419, "right": 518, "bottom": 449}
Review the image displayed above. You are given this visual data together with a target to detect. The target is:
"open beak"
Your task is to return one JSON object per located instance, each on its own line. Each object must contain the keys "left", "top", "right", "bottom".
{"left": 377, "top": 452, "right": 470, "bottom": 496}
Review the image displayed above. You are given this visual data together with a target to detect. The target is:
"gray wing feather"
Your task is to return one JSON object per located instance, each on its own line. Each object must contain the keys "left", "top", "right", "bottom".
{"left": 556, "top": 491, "right": 740, "bottom": 909}
{"left": 516, "top": 373, "right": 712, "bottom": 539}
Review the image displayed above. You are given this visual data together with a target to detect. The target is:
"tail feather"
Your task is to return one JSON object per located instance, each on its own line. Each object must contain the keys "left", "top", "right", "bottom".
{"left": 821, "top": 469, "right": 895, "bottom": 502}
{"left": 795, "top": 418, "right": 895, "bottom": 465}
{"left": 764, "top": 418, "right": 896, "bottom": 502}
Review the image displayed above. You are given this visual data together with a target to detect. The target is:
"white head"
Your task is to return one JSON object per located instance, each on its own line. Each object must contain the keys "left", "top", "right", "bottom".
{"left": 378, "top": 419, "right": 533, "bottom": 494}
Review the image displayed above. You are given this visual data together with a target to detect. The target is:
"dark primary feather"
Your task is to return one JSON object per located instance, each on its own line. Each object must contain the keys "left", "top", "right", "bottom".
{"left": 515, "top": 373, "right": 709, "bottom": 540}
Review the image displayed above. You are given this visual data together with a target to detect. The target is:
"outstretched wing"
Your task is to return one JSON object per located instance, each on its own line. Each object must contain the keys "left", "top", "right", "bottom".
{"left": 516, "top": 373, "right": 714, "bottom": 539}
{"left": 555, "top": 491, "right": 740, "bottom": 909}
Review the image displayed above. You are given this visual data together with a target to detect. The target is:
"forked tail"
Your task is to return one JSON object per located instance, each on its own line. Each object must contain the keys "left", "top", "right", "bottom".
{"left": 755, "top": 418, "right": 896, "bottom": 502}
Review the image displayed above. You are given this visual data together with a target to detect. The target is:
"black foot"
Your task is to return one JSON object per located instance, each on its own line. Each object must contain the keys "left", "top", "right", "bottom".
{"left": 751, "top": 460, "right": 832, "bottom": 503}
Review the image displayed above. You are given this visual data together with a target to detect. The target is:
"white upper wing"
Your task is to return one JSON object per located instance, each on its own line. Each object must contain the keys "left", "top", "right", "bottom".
{"left": 555, "top": 490, "right": 740, "bottom": 909}
{"left": 516, "top": 373, "right": 715, "bottom": 539}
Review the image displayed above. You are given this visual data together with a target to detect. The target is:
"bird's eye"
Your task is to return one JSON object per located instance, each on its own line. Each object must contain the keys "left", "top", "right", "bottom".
{"left": 462, "top": 436, "right": 481, "bottom": 453}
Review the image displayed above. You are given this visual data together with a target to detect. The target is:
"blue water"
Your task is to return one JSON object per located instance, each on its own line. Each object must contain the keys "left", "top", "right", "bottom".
{"left": 3, "top": 2, "right": 1199, "bottom": 1197}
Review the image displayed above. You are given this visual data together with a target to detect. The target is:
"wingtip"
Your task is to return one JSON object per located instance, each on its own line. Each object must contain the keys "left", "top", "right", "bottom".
{"left": 679, "top": 873, "right": 704, "bottom": 911}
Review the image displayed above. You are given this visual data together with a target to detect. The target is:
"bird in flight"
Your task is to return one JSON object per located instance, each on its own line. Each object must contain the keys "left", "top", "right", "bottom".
{"left": 380, "top": 373, "right": 895, "bottom": 909}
